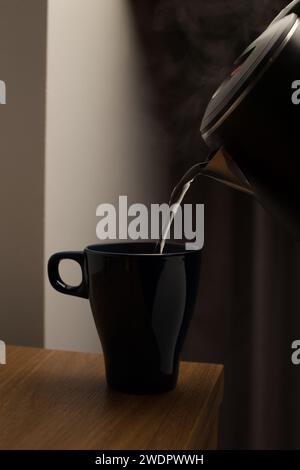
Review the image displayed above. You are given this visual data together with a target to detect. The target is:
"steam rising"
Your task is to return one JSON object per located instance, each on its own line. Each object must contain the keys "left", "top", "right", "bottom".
{"left": 131, "top": 0, "right": 290, "bottom": 167}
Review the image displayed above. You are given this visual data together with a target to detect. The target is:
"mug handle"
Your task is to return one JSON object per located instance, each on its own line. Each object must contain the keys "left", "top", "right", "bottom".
{"left": 47, "top": 251, "right": 88, "bottom": 299}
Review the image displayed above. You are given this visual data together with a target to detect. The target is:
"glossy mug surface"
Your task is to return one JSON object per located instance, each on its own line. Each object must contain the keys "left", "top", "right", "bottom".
{"left": 48, "top": 243, "right": 201, "bottom": 394}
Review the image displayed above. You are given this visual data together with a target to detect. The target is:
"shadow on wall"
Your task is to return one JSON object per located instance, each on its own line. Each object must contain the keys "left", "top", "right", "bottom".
{"left": 0, "top": 0, "right": 47, "bottom": 347}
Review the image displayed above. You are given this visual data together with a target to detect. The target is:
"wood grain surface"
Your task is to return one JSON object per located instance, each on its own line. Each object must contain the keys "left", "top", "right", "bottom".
{"left": 0, "top": 346, "right": 223, "bottom": 450}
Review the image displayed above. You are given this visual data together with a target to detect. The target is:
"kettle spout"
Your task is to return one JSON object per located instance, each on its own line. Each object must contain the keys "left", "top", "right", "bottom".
{"left": 204, "top": 148, "right": 254, "bottom": 195}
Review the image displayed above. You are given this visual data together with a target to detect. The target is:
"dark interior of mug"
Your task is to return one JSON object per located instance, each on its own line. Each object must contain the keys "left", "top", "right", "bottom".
{"left": 86, "top": 242, "right": 199, "bottom": 255}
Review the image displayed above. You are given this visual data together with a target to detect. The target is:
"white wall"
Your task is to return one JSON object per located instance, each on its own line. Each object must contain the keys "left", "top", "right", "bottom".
{"left": 45, "top": 0, "right": 168, "bottom": 352}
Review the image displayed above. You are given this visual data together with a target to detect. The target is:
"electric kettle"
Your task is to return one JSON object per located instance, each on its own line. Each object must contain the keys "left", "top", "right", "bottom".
{"left": 200, "top": 3, "right": 300, "bottom": 237}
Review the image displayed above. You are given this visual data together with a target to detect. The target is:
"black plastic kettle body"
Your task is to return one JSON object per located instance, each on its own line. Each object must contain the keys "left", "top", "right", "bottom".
{"left": 200, "top": 3, "right": 300, "bottom": 238}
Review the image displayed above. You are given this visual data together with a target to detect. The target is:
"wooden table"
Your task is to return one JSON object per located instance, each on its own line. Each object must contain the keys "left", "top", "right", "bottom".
{"left": 0, "top": 346, "right": 223, "bottom": 450}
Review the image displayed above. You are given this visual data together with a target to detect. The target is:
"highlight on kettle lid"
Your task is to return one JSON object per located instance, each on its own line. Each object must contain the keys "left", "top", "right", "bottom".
{"left": 270, "top": 0, "right": 300, "bottom": 25}
{"left": 200, "top": 14, "right": 299, "bottom": 141}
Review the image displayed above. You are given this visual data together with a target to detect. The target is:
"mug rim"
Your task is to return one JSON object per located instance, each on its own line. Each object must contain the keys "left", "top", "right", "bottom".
{"left": 85, "top": 242, "right": 202, "bottom": 257}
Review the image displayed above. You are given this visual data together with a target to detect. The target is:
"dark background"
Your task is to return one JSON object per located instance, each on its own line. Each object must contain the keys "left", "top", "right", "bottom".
{"left": 130, "top": 0, "right": 300, "bottom": 449}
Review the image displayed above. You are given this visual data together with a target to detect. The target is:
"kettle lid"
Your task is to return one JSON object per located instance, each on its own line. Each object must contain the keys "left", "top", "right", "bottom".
{"left": 271, "top": 0, "right": 300, "bottom": 25}
{"left": 201, "top": 14, "right": 299, "bottom": 141}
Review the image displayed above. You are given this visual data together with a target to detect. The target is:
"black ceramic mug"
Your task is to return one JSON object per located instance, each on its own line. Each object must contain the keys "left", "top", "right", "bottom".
{"left": 48, "top": 242, "right": 201, "bottom": 394}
